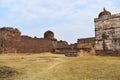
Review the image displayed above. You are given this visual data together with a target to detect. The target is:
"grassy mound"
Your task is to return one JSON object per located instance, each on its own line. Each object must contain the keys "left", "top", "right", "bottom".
{"left": 0, "top": 66, "right": 17, "bottom": 78}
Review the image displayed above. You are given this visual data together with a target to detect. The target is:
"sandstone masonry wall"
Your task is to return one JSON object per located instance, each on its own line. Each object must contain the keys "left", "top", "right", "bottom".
{"left": 94, "top": 13, "right": 120, "bottom": 55}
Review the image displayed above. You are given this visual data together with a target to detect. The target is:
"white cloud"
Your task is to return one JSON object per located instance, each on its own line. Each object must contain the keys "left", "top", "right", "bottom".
{"left": 0, "top": 0, "right": 119, "bottom": 22}
{"left": 0, "top": 0, "right": 120, "bottom": 43}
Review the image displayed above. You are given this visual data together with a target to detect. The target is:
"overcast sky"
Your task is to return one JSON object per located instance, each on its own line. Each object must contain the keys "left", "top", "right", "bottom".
{"left": 0, "top": 0, "right": 120, "bottom": 43}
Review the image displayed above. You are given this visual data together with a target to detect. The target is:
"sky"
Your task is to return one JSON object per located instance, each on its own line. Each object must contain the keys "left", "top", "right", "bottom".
{"left": 0, "top": 0, "right": 120, "bottom": 43}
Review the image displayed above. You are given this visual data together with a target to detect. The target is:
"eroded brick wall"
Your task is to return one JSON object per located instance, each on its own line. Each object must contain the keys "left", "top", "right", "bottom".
{"left": 19, "top": 36, "right": 54, "bottom": 53}
{"left": 0, "top": 27, "right": 56, "bottom": 53}
{"left": 0, "top": 27, "right": 21, "bottom": 53}
{"left": 77, "top": 37, "right": 95, "bottom": 56}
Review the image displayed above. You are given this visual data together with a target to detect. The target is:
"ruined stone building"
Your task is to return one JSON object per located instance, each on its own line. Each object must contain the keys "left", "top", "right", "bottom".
{"left": 53, "top": 40, "right": 69, "bottom": 54}
{"left": 76, "top": 37, "right": 95, "bottom": 56}
{"left": 0, "top": 27, "right": 69, "bottom": 53}
{"left": 77, "top": 37, "right": 94, "bottom": 49}
{"left": 0, "top": 8, "right": 120, "bottom": 56}
{"left": 0, "top": 27, "right": 21, "bottom": 53}
{"left": 94, "top": 8, "right": 120, "bottom": 55}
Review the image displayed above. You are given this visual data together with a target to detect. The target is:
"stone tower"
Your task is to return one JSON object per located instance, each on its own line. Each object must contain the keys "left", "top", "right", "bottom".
{"left": 94, "top": 8, "right": 120, "bottom": 55}
{"left": 0, "top": 27, "right": 21, "bottom": 53}
{"left": 44, "top": 30, "right": 57, "bottom": 49}
{"left": 44, "top": 30, "right": 56, "bottom": 41}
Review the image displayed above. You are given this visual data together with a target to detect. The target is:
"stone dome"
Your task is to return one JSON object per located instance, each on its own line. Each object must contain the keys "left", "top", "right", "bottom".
{"left": 44, "top": 30, "right": 55, "bottom": 40}
{"left": 98, "top": 8, "right": 111, "bottom": 18}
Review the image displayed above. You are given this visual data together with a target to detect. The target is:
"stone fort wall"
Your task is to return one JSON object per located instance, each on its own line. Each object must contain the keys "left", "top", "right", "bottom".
{"left": 0, "top": 8, "right": 120, "bottom": 56}
{"left": 19, "top": 36, "right": 54, "bottom": 53}
{"left": 0, "top": 27, "right": 21, "bottom": 53}
{"left": 0, "top": 27, "right": 58, "bottom": 53}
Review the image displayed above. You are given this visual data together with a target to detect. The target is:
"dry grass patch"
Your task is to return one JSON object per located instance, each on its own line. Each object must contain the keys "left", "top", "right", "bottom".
{"left": 0, "top": 53, "right": 120, "bottom": 80}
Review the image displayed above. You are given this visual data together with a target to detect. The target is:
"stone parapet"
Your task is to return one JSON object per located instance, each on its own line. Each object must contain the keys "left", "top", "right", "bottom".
{"left": 94, "top": 13, "right": 120, "bottom": 22}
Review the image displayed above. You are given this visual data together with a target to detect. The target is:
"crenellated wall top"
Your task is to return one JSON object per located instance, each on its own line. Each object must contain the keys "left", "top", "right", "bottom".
{"left": 94, "top": 13, "right": 120, "bottom": 22}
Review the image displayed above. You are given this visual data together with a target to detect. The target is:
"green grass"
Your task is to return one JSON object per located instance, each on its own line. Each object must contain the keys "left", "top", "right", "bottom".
{"left": 0, "top": 53, "right": 120, "bottom": 80}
